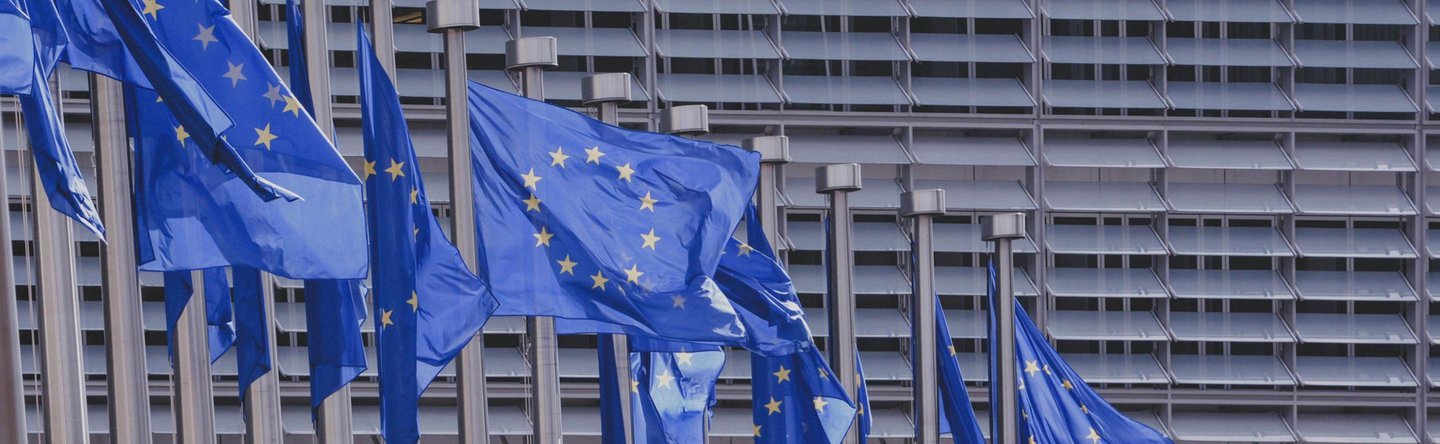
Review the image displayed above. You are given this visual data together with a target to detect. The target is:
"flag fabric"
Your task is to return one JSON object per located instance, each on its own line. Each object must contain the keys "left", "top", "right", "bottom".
{"left": 359, "top": 25, "right": 498, "bottom": 443}
{"left": 936, "top": 299, "right": 985, "bottom": 442}
{"left": 162, "top": 268, "right": 234, "bottom": 365}
{"left": 231, "top": 266, "right": 271, "bottom": 399}
{"left": 628, "top": 337, "right": 725, "bottom": 444}
{"left": 855, "top": 350, "right": 871, "bottom": 440}
{"left": 283, "top": 0, "right": 311, "bottom": 113}
{"left": 117, "top": 0, "right": 366, "bottom": 280}
{"left": 302, "top": 279, "right": 368, "bottom": 411}
{"left": 467, "top": 81, "right": 755, "bottom": 344}
{"left": 986, "top": 264, "right": 1171, "bottom": 444}
{"left": 597, "top": 334, "right": 627, "bottom": 444}
{"left": 5, "top": 0, "right": 106, "bottom": 236}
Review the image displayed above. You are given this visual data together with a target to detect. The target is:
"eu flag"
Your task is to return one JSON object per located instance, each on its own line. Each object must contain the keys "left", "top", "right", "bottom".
{"left": 283, "top": 0, "right": 311, "bottom": 112}
{"left": 302, "top": 279, "right": 368, "bottom": 411}
{"left": 359, "top": 25, "right": 498, "bottom": 443}
{"left": 990, "top": 264, "right": 1171, "bottom": 444}
{"left": 119, "top": 0, "right": 366, "bottom": 280}
{"left": 162, "top": 268, "right": 234, "bottom": 365}
{"left": 467, "top": 82, "right": 754, "bottom": 343}
{"left": 0, "top": 0, "right": 36, "bottom": 94}
{"left": 855, "top": 350, "right": 871, "bottom": 439}
{"left": 935, "top": 299, "right": 985, "bottom": 442}
{"left": 628, "top": 337, "right": 725, "bottom": 443}
{"left": 231, "top": 266, "right": 271, "bottom": 399}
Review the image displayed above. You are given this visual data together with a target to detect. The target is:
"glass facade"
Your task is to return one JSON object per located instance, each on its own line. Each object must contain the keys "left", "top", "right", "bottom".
{"left": 12, "top": 0, "right": 1440, "bottom": 441}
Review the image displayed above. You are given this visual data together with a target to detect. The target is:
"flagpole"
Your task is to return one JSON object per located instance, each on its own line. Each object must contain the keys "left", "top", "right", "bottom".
{"left": 425, "top": 1, "right": 490, "bottom": 442}
{"left": 91, "top": 73, "right": 153, "bottom": 444}
{"left": 902, "top": 190, "right": 945, "bottom": 444}
{"left": 224, "top": 2, "right": 286, "bottom": 441}
{"left": 506, "top": 35, "right": 563, "bottom": 444}
{"left": 659, "top": 104, "right": 712, "bottom": 440}
{"left": 174, "top": 269, "right": 216, "bottom": 442}
{"left": 816, "top": 163, "right": 862, "bottom": 444}
{"left": 982, "top": 213, "right": 1025, "bottom": 444}
{"left": 0, "top": 101, "right": 25, "bottom": 444}
{"left": 28, "top": 74, "right": 91, "bottom": 444}
{"left": 370, "top": 0, "right": 396, "bottom": 75}
{"left": 742, "top": 136, "right": 789, "bottom": 256}
{"left": 583, "top": 72, "right": 634, "bottom": 443}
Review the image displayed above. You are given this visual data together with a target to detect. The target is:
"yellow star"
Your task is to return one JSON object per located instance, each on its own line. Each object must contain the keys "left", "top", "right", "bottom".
{"left": 1043, "top": 364, "right": 1052, "bottom": 375}
{"left": 410, "top": 188, "right": 420, "bottom": 205}
{"left": 193, "top": 24, "right": 218, "bottom": 50}
{"left": 1081, "top": 404, "right": 1090, "bottom": 415}
{"left": 142, "top": 0, "right": 163, "bottom": 19}
{"left": 253, "top": 123, "right": 277, "bottom": 150}
{"left": 772, "top": 366, "right": 791, "bottom": 383}
{"left": 671, "top": 295, "right": 685, "bottom": 309}
{"left": 1024, "top": 360, "right": 1040, "bottom": 377}
{"left": 630, "top": 379, "right": 639, "bottom": 393}
{"left": 948, "top": 345, "right": 957, "bottom": 356}
{"left": 555, "top": 256, "right": 578, "bottom": 275}
{"left": 857, "top": 404, "right": 864, "bottom": 415}
{"left": 590, "top": 271, "right": 609, "bottom": 290}
{"left": 385, "top": 159, "right": 406, "bottom": 181}
{"left": 616, "top": 163, "right": 635, "bottom": 182}
{"left": 361, "top": 159, "right": 376, "bottom": 181}
{"left": 282, "top": 95, "right": 304, "bottom": 117}
{"left": 1030, "top": 437, "right": 1037, "bottom": 444}
{"left": 1063, "top": 379, "right": 1074, "bottom": 390}
{"left": 407, "top": 292, "right": 418, "bottom": 312}
{"left": 380, "top": 309, "right": 394, "bottom": 328}
{"left": 639, "top": 191, "right": 658, "bottom": 212}
{"left": 521, "top": 168, "right": 542, "bottom": 189}
{"left": 675, "top": 352, "right": 694, "bottom": 366}
{"left": 533, "top": 226, "right": 553, "bottom": 247}
{"left": 523, "top": 194, "right": 542, "bottom": 212}
{"left": 640, "top": 228, "right": 661, "bottom": 250}
{"left": 763, "top": 397, "right": 782, "bottom": 415}
{"left": 624, "top": 264, "right": 643, "bottom": 284}
{"left": 585, "top": 146, "right": 605, "bottom": 164}
{"left": 654, "top": 370, "right": 675, "bottom": 388}
{"left": 1086, "top": 428, "right": 1101, "bottom": 444}
{"left": 737, "top": 242, "right": 754, "bottom": 256}
{"left": 818, "top": 368, "right": 828, "bottom": 379}
{"left": 753, "top": 424, "right": 761, "bottom": 437}
{"left": 223, "top": 61, "right": 247, "bottom": 87}
{"left": 812, "top": 397, "right": 828, "bottom": 413}
{"left": 175, "top": 125, "right": 190, "bottom": 144}
{"left": 548, "top": 147, "right": 570, "bottom": 168}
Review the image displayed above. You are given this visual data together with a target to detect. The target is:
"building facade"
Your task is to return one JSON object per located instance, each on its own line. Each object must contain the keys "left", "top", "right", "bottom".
{"left": 13, "top": 0, "right": 1440, "bottom": 441}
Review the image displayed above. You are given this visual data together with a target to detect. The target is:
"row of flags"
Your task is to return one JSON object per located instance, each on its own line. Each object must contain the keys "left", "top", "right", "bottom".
{"left": 0, "top": 0, "right": 1175, "bottom": 442}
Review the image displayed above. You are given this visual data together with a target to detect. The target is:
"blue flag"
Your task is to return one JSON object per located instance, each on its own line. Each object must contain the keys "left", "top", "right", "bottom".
{"left": 359, "top": 25, "right": 498, "bottom": 443}
{"left": 302, "top": 279, "right": 368, "bottom": 411}
{"left": 119, "top": 0, "right": 366, "bottom": 279}
{"left": 936, "top": 299, "right": 985, "bottom": 442}
{"left": 598, "top": 334, "right": 627, "bottom": 444}
{"left": 283, "top": 0, "right": 311, "bottom": 113}
{"left": 987, "top": 264, "right": 1171, "bottom": 444}
{"left": 0, "top": 0, "right": 36, "bottom": 94}
{"left": 855, "top": 350, "right": 871, "bottom": 440}
{"left": 232, "top": 266, "right": 271, "bottom": 399}
{"left": 467, "top": 82, "right": 755, "bottom": 343}
{"left": 162, "top": 268, "right": 234, "bottom": 365}
{"left": 629, "top": 337, "right": 725, "bottom": 444}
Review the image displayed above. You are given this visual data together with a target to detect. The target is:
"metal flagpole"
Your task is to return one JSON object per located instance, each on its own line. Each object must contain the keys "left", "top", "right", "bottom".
{"left": 0, "top": 97, "right": 26, "bottom": 444}
{"left": 225, "top": 3, "right": 285, "bottom": 441}
{"left": 174, "top": 269, "right": 216, "bottom": 442}
{"left": 583, "top": 72, "right": 634, "bottom": 443}
{"left": 92, "top": 73, "right": 153, "bottom": 444}
{"left": 816, "top": 164, "right": 862, "bottom": 444}
{"left": 742, "top": 136, "right": 789, "bottom": 256}
{"left": 301, "top": 0, "right": 353, "bottom": 440}
{"left": 982, "top": 213, "right": 1025, "bottom": 444}
{"left": 659, "top": 104, "right": 711, "bottom": 439}
{"left": 424, "top": 1, "right": 489, "bottom": 442}
{"left": 506, "top": 35, "right": 562, "bottom": 444}
{"left": 370, "top": 0, "right": 396, "bottom": 75}
{"left": 902, "top": 190, "right": 945, "bottom": 444}
{"left": 29, "top": 74, "right": 90, "bottom": 444}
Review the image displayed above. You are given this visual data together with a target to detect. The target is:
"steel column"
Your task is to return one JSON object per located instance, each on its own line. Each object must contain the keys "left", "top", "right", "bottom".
{"left": 30, "top": 75, "right": 90, "bottom": 444}
{"left": 0, "top": 97, "right": 22, "bottom": 444}
{"left": 426, "top": 1, "right": 487, "bottom": 442}
{"left": 902, "top": 190, "right": 945, "bottom": 444}
{"left": 660, "top": 103, "right": 713, "bottom": 439}
{"left": 370, "top": 0, "right": 396, "bottom": 76}
{"left": 584, "top": 72, "right": 634, "bottom": 443}
{"left": 92, "top": 74, "right": 153, "bottom": 444}
{"left": 174, "top": 269, "right": 216, "bottom": 443}
{"left": 507, "top": 36, "right": 562, "bottom": 444}
{"left": 742, "top": 136, "right": 789, "bottom": 257}
{"left": 816, "top": 164, "right": 861, "bottom": 444}
{"left": 983, "top": 213, "right": 1027, "bottom": 444}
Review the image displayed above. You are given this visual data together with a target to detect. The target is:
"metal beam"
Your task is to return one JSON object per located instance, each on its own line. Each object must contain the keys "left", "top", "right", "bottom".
{"left": 506, "top": 35, "right": 562, "bottom": 444}
{"left": 743, "top": 136, "right": 789, "bottom": 257}
{"left": 370, "top": 0, "right": 396, "bottom": 77}
{"left": 584, "top": 72, "right": 634, "bottom": 444}
{"left": 983, "top": 212, "right": 1027, "bottom": 444}
{"left": 174, "top": 269, "right": 216, "bottom": 443}
{"left": 92, "top": 74, "right": 152, "bottom": 444}
{"left": 817, "top": 163, "right": 861, "bottom": 444}
{"left": 902, "top": 190, "right": 946, "bottom": 444}
{"left": 425, "top": 1, "right": 486, "bottom": 442}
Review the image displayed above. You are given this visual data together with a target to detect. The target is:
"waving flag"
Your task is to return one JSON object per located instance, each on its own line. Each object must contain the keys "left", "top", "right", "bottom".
{"left": 359, "top": 25, "right": 498, "bottom": 442}
{"left": 467, "top": 81, "right": 755, "bottom": 344}
{"left": 231, "top": 266, "right": 271, "bottom": 399}
{"left": 628, "top": 337, "right": 725, "bottom": 444}
{"left": 283, "top": 0, "right": 311, "bottom": 112}
{"left": 302, "top": 279, "right": 368, "bottom": 412}
{"left": 936, "top": 299, "right": 985, "bottom": 442}
{"left": 162, "top": 268, "right": 234, "bottom": 364}
{"left": 856, "top": 350, "right": 871, "bottom": 440}
{"left": 986, "top": 264, "right": 1171, "bottom": 444}
{"left": 117, "top": 0, "right": 365, "bottom": 280}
